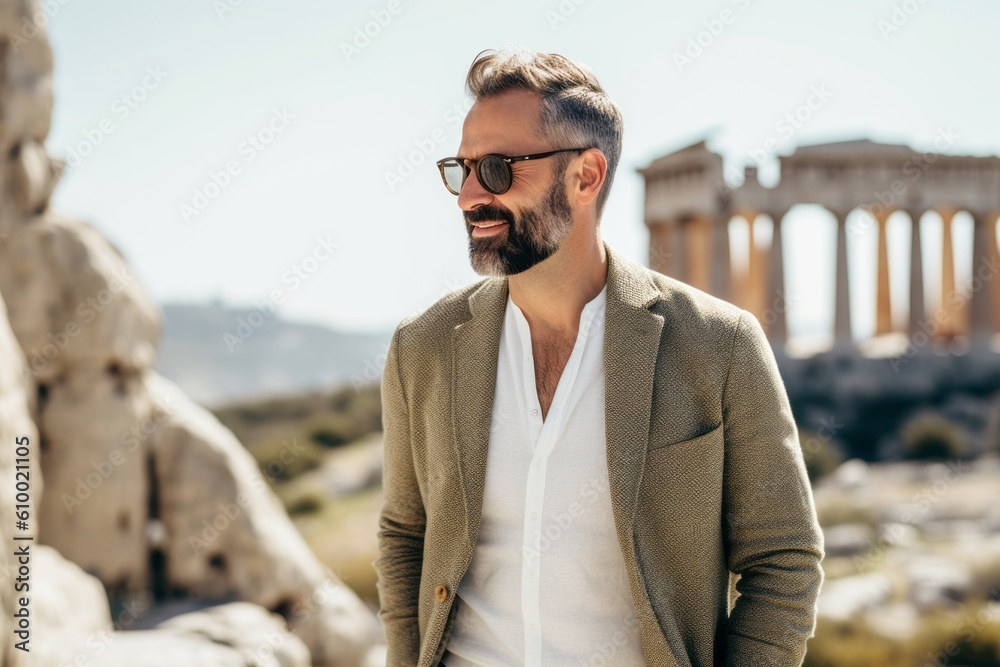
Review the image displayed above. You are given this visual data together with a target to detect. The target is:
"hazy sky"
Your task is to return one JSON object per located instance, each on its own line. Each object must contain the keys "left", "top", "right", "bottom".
{"left": 44, "top": 0, "right": 1000, "bottom": 341}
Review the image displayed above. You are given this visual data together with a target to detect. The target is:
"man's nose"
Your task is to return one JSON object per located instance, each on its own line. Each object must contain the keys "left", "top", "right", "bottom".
{"left": 457, "top": 167, "right": 493, "bottom": 210}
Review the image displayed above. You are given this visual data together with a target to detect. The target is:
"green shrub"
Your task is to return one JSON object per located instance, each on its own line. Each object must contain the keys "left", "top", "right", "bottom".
{"left": 305, "top": 413, "right": 358, "bottom": 448}
{"left": 804, "top": 602, "right": 1000, "bottom": 667}
{"left": 285, "top": 491, "right": 325, "bottom": 516}
{"left": 804, "top": 615, "right": 913, "bottom": 667}
{"left": 799, "top": 429, "right": 845, "bottom": 481}
{"left": 900, "top": 411, "right": 967, "bottom": 461}
{"left": 815, "top": 501, "right": 877, "bottom": 530}
{"left": 251, "top": 437, "right": 324, "bottom": 482}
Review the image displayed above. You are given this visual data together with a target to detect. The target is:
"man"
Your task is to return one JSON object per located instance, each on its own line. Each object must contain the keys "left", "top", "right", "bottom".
{"left": 374, "top": 48, "right": 824, "bottom": 667}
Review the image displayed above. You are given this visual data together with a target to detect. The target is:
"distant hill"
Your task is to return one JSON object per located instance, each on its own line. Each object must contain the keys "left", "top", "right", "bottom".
{"left": 155, "top": 301, "right": 392, "bottom": 406}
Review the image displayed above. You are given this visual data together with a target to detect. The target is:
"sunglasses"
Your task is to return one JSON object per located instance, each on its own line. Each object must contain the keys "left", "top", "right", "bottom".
{"left": 435, "top": 147, "right": 590, "bottom": 196}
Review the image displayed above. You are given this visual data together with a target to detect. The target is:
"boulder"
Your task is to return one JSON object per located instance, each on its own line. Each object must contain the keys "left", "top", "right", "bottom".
{"left": 32, "top": 545, "right": 114, "bottom": 666}
{"left": 0, "top": 291, "right": 35, "bottom": 667}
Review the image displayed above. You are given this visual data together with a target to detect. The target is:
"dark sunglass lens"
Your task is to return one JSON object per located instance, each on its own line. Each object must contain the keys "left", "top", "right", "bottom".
{"left": 442, "top": 161, "right": 465, "bottom": 194}
{"left": 479, "top": 155, "right": 511, "bottom": 194}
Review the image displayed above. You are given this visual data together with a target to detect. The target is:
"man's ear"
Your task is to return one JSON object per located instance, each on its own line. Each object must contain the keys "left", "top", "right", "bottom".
{"left": 573, "top": 148, "right": 607, "bottom": 208}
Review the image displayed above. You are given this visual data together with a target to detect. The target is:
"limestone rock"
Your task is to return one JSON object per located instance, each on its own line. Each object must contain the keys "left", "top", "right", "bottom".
{"left": 324, "top": 432, "right": 384, "bottom": 496}
{"left": 829, "top": 457, "right": 869, "bottom": 487}
{"left": 816, "top": 572, "right": 892, "bottom": 620}
{"left": 0, "top": 292, "right": 35, "bottom": 667}
{"left": 148, "top": 373, "right": 380, "bottom": 666}
{"left": 155, "top": 601, "right": 312, "bottom": 667}
{"left": 363, "top": 645, "right": 388, "bottom": 667}
{"left": 11, "top": 139, "right": 62, "bottom": 213}
{"left": 0, "top": 2, "right": 384, "bottom": 665}
{"left": 822, "top": 522, "right": 875, "bottom": 558}
{"left": 81, "top": 629, "right": 268, "bottom": 667}
{"left": 901, "top": 554, "right": 973, "bottom": 609}
{"left": 32, "top": 545, "right": 114, "bottom": 667}
{"left": 0, "top": 21, "right": 53, "bottom": 150}
{"left": 0, "top": 212, "right": 160, "bottom": 386}
{"left": 37, "top": 368, "right": 153, "bottom": 595}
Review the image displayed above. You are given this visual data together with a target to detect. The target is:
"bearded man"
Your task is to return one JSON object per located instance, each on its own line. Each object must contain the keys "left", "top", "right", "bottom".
{"left": 374, "top": 47, "right": 824, "bottom": 667}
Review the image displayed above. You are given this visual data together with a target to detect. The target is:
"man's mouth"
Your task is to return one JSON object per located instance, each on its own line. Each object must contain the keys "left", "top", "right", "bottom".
{"left": 470, "top": 220, "right": 509, "bottom": 238}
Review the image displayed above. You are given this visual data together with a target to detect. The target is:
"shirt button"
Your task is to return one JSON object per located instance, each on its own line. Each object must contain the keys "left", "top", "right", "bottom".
{"left": 530, "top": 512, "right": 537, "bottom": 521}
{"left": 530, "top": 409, "right": 538, "bottom": 416}
{"left": 530, "top": 624, "right": 537, "bottom": 631}
{"left": 529, "top": 570, "right": 534, "bottom": 577}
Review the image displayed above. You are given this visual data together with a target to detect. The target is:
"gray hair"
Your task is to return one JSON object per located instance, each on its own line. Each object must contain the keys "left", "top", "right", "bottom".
{"left": 464, "top": 48, "right": 623, "bottom": 220}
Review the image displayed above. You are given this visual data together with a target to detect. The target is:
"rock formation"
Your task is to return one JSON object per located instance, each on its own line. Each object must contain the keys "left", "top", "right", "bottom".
{"left": 0, "top": 1, "right": 382, "bottom": 664}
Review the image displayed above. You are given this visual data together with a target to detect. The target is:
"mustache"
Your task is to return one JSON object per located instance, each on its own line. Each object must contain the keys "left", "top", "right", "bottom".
{"left": 465, "top": 205, "right": 515, "bottom": 226}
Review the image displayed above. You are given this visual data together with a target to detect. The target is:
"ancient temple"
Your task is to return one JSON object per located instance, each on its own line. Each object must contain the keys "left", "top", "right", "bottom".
{"left": 638, "top": 138, "right": 1000, "bottom": 351}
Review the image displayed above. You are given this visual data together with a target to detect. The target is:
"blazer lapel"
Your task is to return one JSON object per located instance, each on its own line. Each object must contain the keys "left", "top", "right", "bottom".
{"left": 602, "top": 240, "right": 665, "bottom": 560}
{"left": 451, "top": 276, "right": 508, "bottom": 543}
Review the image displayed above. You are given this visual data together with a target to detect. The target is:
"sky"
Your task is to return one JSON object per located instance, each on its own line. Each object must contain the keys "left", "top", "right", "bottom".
{"left": 43, "top": 0, "right": 1000, "bottom": 341}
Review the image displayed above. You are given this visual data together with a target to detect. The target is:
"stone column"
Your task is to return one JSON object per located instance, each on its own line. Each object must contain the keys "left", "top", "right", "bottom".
{"left": 874, "top": 208, "right": 894, "bottom": 335}
{"left": 906, "top": 210, "right": 926, "bottom": 340}
{"left": 833, "top": 208, "right": 852, "bottom": 347}
{"left": 764, "top": 209, "right": 790, "bottom": 345}
{"left": 746, "top": 212, "right": 765, "bottom": 322}
{"left": 710, "top": 212, "right": 732, "bottom": 302}
{"left": 675, "top": 218, "right": 689, "bottom": 284}
{"left": 648, "top": 220, "right": 674, "bottom": 276}
{"left": 688, "top": 216, "right": 711, "bottom": 292}
{"left": 937, "top": 208, "right": 961, "bottom": 340}
{"left": 969, "top": 209, "right": 998, "bottom": 347}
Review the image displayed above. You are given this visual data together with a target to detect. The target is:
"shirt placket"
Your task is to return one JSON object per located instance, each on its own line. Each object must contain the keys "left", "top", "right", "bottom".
{"left": 514, "top": 301, "right": 598, "bottom": 667}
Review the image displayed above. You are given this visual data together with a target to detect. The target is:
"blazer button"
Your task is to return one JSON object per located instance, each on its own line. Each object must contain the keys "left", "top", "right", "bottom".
{"left": 435, "top": 584, "right": 448, "bottom": 603}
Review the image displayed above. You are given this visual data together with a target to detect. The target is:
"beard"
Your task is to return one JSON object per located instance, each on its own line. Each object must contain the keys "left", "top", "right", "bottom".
{"left": 464, "top": 172, "right": 573, "bottom": 277}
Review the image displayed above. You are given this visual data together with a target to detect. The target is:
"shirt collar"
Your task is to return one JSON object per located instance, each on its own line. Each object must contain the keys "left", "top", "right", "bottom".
{"left": 507, "top": 282, "right": 608, "bottom": 329}
{"left": 584, "top": 283, "right": 608, "bottom": 317}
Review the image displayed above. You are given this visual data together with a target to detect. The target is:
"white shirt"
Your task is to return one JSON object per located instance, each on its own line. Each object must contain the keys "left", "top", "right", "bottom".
{"left": 441, "top": 283, "right": 645, "bottom": 666}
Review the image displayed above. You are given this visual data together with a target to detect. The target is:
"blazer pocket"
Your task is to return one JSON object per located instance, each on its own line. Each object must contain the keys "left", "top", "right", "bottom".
{"left": 647, "top": 421, "right": 723, "bottom": 453}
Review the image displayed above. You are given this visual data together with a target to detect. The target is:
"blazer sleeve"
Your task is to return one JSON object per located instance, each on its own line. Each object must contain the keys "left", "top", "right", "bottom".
{"left": 373, "top": 319, "right": 425, "bottom": 666}
{"left": 721, "top": 309, "right": 825, "bottom": 666}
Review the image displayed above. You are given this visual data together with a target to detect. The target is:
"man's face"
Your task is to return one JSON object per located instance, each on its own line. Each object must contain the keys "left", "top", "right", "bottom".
{"left": 455, "top": 90, "right": 574, "bottom": 277}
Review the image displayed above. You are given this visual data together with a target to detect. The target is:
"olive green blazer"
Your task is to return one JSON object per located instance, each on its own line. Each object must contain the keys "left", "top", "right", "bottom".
{"left": 374, "top": 240, "right": 824, "bottom": 667}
